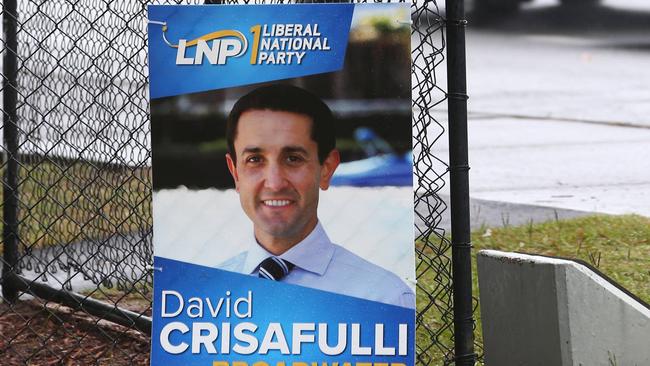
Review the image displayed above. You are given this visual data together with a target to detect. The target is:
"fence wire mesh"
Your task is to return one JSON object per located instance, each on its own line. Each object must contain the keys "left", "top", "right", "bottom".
{"left": 0, "top": 0, "right": 470, "bottom": 365}
{"left": 411, "top": 2, "right": 456, "bottom": 364}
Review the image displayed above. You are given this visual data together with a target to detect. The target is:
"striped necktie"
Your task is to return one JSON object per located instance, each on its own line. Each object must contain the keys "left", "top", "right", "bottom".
{"left": 258, "top": 257, "right": 295, "bottom": 281}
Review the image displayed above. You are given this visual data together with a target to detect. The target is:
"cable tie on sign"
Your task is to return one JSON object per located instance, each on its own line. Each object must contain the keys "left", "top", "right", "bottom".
{"left": 146, "top": 265, "right": 163, "bottom": 272}
{"left": 447, "top": 92, "right": 469, "bottom": 101}
{"left": 397, "top": 19, "right": 413, "bottom": 26}
{"left": 148, "top": 20, "right": 166, "bottom": 27}
{"left": 147, "top": 19, "right": 175, "bottom": 48}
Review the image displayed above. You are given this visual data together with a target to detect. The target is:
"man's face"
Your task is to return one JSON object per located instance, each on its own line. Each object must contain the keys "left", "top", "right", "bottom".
{"left": 226, "top": 109, "right": 339, "bottom": 250}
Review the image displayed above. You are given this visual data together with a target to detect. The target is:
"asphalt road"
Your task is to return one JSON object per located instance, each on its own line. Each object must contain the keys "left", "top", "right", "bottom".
{"left": 431, "top": 0, "right": 650, "bottom": 229}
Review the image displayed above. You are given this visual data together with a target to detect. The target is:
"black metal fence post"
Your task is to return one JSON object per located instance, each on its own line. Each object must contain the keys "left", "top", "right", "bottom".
{"left": 445, "top": 0, "right": 476, "bottom": 365}
{"left": 2, "top": 0, "right": 20, "bottom": 303}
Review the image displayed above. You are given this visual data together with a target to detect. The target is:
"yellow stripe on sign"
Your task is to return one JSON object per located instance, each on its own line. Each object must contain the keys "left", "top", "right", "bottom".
{"left": 170, "top": 30, "right": 245, "bottom": 49}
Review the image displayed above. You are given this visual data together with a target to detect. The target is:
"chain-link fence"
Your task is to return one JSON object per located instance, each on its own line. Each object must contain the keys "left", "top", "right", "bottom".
{"left": 1, "top": 0, "right": 475, "bottom": 365}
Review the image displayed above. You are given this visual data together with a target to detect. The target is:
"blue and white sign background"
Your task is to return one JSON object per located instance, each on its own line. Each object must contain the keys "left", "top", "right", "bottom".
{"left": 148, "top": 4, "right": 414, "bottom": 366}
{"left": 148, "top": 4, "right": 353, "bottom": 99}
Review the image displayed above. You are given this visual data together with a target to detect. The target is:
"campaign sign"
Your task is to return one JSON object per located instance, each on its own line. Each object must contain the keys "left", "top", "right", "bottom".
{"left": 148, "top": 4, "right": 352, "bottom": 98}
{"left": 148, "top": 4, "right": 414, "bottom": 366}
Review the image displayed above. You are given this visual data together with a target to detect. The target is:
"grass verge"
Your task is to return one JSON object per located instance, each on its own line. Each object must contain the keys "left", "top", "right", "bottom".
{"left": 417, "top": 213, "right": 650, "bottom": 365}
{"left": 0, "top": 159, "right": 151, "bottom": 253}
{"left": 473, "top": 214, "right": 650, "bottom": 304}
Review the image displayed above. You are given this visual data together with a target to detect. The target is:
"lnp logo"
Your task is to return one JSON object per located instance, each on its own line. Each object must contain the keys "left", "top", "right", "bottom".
{"left": 158, "top": 22, "right": 332, "bottom": 67}
{"left": 164, "top": 28, "right": 248, "bottom": 65}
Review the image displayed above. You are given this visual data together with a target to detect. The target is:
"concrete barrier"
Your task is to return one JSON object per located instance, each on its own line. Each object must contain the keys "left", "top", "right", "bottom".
{"left": 477, "top": 250, "right": 650, "bottom": 366}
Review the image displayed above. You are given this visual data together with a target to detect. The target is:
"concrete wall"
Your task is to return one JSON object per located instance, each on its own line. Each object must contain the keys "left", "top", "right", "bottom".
{"left": 477, "top": 250, "right": 650, "bottom": 366}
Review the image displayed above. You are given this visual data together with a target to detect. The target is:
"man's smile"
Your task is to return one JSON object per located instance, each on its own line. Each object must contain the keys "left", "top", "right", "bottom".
{"left": 262, "top": 199, "right": 293, "bottom": 207}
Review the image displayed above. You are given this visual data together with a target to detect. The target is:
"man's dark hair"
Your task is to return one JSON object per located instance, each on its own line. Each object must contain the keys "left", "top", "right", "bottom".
{"left": 226, "top": 84, "right": 335, "bottom": 164}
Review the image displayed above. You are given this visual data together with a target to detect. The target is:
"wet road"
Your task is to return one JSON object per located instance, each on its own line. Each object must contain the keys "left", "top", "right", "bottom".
{"left": 431, "top": 0, "right": 650, "bottom": 228}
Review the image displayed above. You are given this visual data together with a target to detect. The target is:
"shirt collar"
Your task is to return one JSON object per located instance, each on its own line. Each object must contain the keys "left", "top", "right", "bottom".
{"left": 242, "top": 222, "right": 335, "bottom": 276}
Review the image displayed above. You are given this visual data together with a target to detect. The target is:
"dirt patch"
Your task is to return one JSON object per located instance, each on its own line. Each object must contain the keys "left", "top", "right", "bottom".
{"left": 0, "top": 300, "right": 151, "bottom": 365}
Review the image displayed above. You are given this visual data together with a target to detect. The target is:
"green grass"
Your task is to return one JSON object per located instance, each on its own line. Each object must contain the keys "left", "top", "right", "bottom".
{"left": 0, "top": 160, "right": 152, "bottom": 252}
{"left": 473, "top": 214, "right": 650, "bottom": 304}
{"left": 417, "top": 214, "right": 650, "bottom": 365}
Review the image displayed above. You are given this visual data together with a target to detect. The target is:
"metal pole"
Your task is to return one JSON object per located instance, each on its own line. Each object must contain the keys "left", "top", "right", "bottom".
{"left": 445, "top": 0, "right": 476, "bottom": 364}
{"left": 9, "top": 274, "right": 152, "bottom": 334}
{"left": 2, "top": 0, "right": 20, "bottom": 303}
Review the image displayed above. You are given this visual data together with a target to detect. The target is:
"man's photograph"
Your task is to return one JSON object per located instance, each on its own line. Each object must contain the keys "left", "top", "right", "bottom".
{"left": 150, "top": 3, "right": 414, "bottom": 308}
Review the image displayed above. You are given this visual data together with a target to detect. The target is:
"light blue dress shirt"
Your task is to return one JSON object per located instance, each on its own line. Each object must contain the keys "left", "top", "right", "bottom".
{"left": 218, "top": 222, "right": 415, "bottom": 309}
